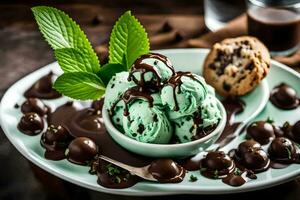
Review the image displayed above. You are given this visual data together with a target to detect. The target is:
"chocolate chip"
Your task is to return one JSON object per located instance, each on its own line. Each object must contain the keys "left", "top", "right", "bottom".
{"left": 223, "top": 82, "right": 231, "bottom": 91}
{"left": 246, "top": 63, "right": 254, "bottom": 70}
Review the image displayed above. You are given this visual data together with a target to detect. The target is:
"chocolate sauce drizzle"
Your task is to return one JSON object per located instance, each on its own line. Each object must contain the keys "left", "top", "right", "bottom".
{"left": 128, "top": 53, "right": 175, "bottom": 90}
{"left": 166, "top": 71, "right": 205, "bottom": 111}
{"left": 110, "top": 53, "right": 173, "bottom": 117}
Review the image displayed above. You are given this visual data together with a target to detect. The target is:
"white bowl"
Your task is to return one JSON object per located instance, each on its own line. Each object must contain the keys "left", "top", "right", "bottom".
{"left": 102, "top": 98, "right": 226, "bottom": 158}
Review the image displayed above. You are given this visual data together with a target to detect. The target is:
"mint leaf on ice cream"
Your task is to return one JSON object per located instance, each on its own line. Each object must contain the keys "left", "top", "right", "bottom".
{"left": 55, "top": 48, "right": 100, "bottom": 73}
{"left": 54, "top": 72, "right": 105, "bottom": 100}
{"left": 32, "top": 6, "right": 100, "bottom": 72}
{"left": 109, "top": 11, "right": 150, "bottom": 69}
{"left": 32, "top": 6, "right": 149, "bottom": 100}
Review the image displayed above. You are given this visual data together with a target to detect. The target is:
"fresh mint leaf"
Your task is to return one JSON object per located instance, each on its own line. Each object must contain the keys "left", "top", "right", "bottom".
{"left": 97, "top": 63, "right": 127, "bottom": 86}
{"left": 55, "top": 48, "right": 100, "bottom": 73}
{"left": 109, "top": 11, "right": 149, "bottom": 69}
{"left": 32, "top": 6, "right": 100, "bottom": 71}
{"left": 53, "top": 72, "right": 105, "bottom": 100}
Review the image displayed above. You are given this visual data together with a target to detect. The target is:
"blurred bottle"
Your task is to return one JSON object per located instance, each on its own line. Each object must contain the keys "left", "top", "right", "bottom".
{"left": 204, "top": 0, "right": 246, "bottom": 31}
{"left": 247, "top": 0, "right": 300, "bottom": 56}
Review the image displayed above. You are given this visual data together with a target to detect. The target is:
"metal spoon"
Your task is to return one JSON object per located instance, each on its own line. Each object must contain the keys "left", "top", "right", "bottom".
{"left": 99, "top": 155, "right": 157, "bottom": 182}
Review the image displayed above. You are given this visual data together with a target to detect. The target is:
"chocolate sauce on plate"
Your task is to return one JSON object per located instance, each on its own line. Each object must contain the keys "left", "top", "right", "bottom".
{"left": 215, "top": 98, "right": 245, "bottom": 147}
{"left": 21, "top": 98, "right": 49, "bottom": 116}
{"left": 270, "top": 83, "right": 299, "bottom": 110}
{"left": 48, "top": 101, "right": 152, "bottom": 167}
{"left": 24, "top": 72, "right": 62, "bottom": 99}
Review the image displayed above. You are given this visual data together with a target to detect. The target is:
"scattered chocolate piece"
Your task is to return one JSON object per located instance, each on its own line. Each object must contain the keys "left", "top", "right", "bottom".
{"left": 66, "top": 137, "right": 98, "bottom": 165}
{"left": 17, "top": 112, "right": 44, "bottom": 136}
{"left": 282, "top": 121, "right": 300, "bottom": 144}
{"left": 96, "top": 160, "right": 139, "bottom": 189}
{"left": 24, "top": 72, "right": 62, "bottom": 99}
{"left": 246, "top": 121, "right": 275, "bottom": 145}
{"left": 200, "top": 151, "right": 235, "bottom": 179}
{"left": 270, "top": 83, "right": 299, "bottom": 110}
{"left": 235, "top": 140, "right": 270, "bottom": 172}
{"left": 148, "top": 159, "right": 185, "bottom": 183}
{"left": 268, "top": 137, "right": 299, "bottom": 163}
{"left": 21, "top": 98, "right": 49, "bottom": 116}
{"left": 14, "top": 103, "right": 19, "bottom": 109}
{"left": 41, "top": 125, "right": 73, "bottom": 160}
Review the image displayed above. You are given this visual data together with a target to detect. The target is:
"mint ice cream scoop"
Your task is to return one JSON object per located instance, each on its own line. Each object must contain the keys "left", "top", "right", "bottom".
{"left": 172, "top": 94, "right": 221, "bottom": 143}
{"left": 122, "top": 100, "right": 173, "bottom": 144}
{"left": 104, "top": 72, "right": 135, "bottom": 129}
{"left": 161, "top": 72, "right": 209, "bottom": 119}
{"left": 128, "top": 53, "right": 175, "bottom": 90}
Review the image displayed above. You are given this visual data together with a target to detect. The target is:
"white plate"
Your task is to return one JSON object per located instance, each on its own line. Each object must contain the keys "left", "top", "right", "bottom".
{"left": 1, "top": 49, "right": 300, "bottom": 196}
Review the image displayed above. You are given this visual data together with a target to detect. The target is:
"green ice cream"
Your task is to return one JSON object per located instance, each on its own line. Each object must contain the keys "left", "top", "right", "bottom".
{"left": 104, "top": 72, "right": 135, "bottom": 130}
{"left": 161, "top": 73, "right": 209, "bottom": 119}
{"left": 122, "top": 100, "right": 173, "bottom": 144}
{"left": 172, "top": 94, "right": 221, "bottom": 143}
{"left": 129, "top": 53, "right": 174, "bottom": 86}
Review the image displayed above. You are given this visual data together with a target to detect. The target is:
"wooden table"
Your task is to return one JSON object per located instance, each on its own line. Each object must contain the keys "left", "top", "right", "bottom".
{"left": 0, "top": 2, "right": 299, "bottom": 200}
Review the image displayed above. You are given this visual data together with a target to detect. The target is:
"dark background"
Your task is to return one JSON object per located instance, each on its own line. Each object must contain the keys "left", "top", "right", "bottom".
{"left": 0, "top": 1, "right": 300, "bottom": 200}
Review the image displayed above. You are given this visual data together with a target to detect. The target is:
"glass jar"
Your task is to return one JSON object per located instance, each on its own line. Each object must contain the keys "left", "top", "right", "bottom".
{"left": 247, "top": 0, "right": 300, "bottom": 56}
{"left": 204, "top": 0, "right": 246, "bottom": 31}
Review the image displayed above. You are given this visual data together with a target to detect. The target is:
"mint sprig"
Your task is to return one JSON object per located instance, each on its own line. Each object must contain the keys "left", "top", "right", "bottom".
{"left": 109, "top": 11, "right": 150, "bottom": 69}
{"left": 32, "top": 7, "right": 150, "bottom": 100}
{"left": 54, "top": 72, "right": 105, "bottom": 100}
{"left": 54, "top": 48, "right": 100, "bottom": 73}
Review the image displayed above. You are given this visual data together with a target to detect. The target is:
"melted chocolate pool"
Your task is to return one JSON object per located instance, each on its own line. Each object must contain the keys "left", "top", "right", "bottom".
{"left": 24, "top": 72, "right": 62, "bottom": 99}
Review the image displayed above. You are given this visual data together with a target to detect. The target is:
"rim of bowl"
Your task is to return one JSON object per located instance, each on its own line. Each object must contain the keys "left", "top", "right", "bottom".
{"left": 102, "top": 98, "right": 227, "bottom": 149}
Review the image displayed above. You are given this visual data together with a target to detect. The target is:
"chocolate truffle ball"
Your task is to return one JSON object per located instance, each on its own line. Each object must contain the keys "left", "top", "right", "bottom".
{"left": 236, "top": 140, "right": 270, "bottom": 171}
{"left": 17, "top": 112, "right": 44, "bottom": 136}
{"left": 268, "top": 137, "right": 296, "bottom": 162}
{"left": 21, "top": 98, "right": 49, "bottom": 116}
{"left": 246, "top": 121, "right": 275, "bottom": 145}
{"left": 41, "top": 125, "right": 72, "bottom": 149}
{"left": 270, "top": 83, "right": 299, "bottom": 109}
{"left": 148, "top": 159, "right": 185, "bottom": 183}
{"left": 200, "top": 151, "right": 235, "bottom": 178}
{"left": 66, "top": 137, "right": 98, "bottom": 165}
{"left": 237, "top": 140, "right": 261, "bottom": 155}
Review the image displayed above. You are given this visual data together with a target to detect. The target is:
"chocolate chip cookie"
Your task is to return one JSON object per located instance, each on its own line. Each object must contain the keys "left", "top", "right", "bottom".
{"left": 203, "top": 36, "right": 270, "bottom": 97}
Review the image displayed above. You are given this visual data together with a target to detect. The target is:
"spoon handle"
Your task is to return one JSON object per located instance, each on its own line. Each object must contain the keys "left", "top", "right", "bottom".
{"left": 99, "top": 155, "right": 137, "bottom": 172}
{"left": 99, "top": 155, "right": 156, "bottom": 181}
